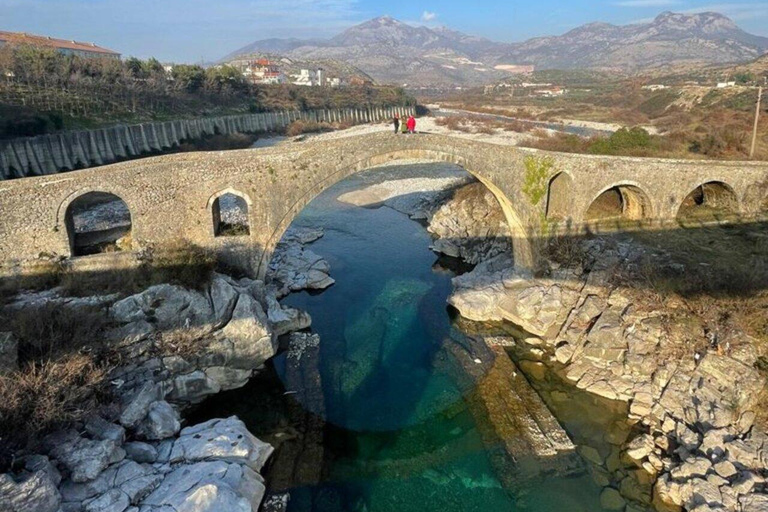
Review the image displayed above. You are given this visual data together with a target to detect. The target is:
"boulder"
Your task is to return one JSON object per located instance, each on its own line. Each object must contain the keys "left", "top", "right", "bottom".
{"left": 137, "top": 401, "right": 180, "bottom": 441}
{"left": 168, "top": 370, "right": 221, "bottom": 404}
{"left": 0, "top": 470, "right": 61, "bottom": 512}
{"left": 670, "top": 457, "right": 712, "bottom": 480}
{"left": 85, "top": 417, "right": 126, "bottom": 444}
{"left": 50, "top": 437, "right": 125, "bottom": 483}
{"left": 209, "top": 274, "right": 239, "bottom": 328}
{"left": 267, "top": 242, "right": 334, "bottom": 297}
{"left": 83, "top": 488, "right": 130, "bottom": 512}
{"left": 740, "top": 493, "right": 768, "bottom": 512}
{"left": 265, "top": 292, "right": 311, "bottom": 336}
{"left": 111, "top": 284, "right": 215, "bottom": 333}
{"left": 220, "top": 294, "right": 275, "bottom": 369}
{"left": 600, "top": 487, "right": 626, "bottom": 511}
{"left": 169, "top": 417, "right": 273, "bottom": 472}
{"left": 141, "top": 460, "right": 265, "bottom": 512}
{"left": 119, "top": 382, "right": 160, "bottom": 429}
{"left": 123, "top": 442, "right": 158, "bottom": 464}
{"left": 625, "top": 434, "right": 655, "bottom": 466}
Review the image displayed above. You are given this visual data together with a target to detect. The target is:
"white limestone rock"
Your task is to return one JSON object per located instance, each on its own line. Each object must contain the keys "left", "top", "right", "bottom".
{"left": 83, "top": 488, "right": 130, "bottom": 512}
{"left": 0, "top": 470, "right": 61, "bottom": 512}
{"left": 169, "top": 417, "right": 273, "bottom": 472}
{"left": 50, "top": 437, "right": 126, "bottom": 483}
{"left": 137, "top": 402, "right": 181, "bottom": 441}
{"left": 111, "top": 284, "right": 216, "bottom": 333}
{"left": 219, "top": 293, "right": 276, "bottom": 370}
{"left": 140, "top": 460, "right": 265, "bottom": 512}
{"left": 119, "top": 382, "right": 161, "bottom": 429}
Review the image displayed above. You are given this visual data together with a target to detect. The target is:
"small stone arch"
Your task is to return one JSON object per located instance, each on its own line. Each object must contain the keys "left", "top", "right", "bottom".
{"left": 677, "top": 181, "right": 740, "bottom": 223}
{"left": 63, "top": 191, "right": 133, "bottom": 257}
{"left": 208, "top": 188, "right": 252, "bottom": 237}
{"left": 546, "top": 172, "right": 574, "bottom": 221}
{"left": 585, "top": 183, "right": 652, "bottom": 226}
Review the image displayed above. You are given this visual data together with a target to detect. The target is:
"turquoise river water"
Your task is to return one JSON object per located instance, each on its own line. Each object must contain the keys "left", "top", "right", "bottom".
{"left": 191, "top": 163, "right": 612, "bottom": 512}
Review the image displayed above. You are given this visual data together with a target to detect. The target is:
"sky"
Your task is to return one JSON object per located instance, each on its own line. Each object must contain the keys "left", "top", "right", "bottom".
{"left": 2, "top": 0, "right": 767, "bottom": 63}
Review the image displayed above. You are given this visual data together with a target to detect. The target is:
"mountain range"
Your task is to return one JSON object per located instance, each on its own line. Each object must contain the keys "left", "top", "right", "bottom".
{"left": 223, "top": 12, "right": 768, "bottom": 86}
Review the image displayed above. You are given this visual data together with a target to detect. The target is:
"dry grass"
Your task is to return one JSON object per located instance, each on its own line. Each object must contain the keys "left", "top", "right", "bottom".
{"left": 0, "top": 302, "right": 115, "bottom": 460}
{"left": 155, "top": 326, "right": 209, "bottom": 358}
{"left": 0, "top": 354, "right": 109, "bottom": 453}
{"left": 434, "top": 115, "right": 530, "bottom": 135}
{"left": 147, "top": 239, "right": 217, "bottom": 291}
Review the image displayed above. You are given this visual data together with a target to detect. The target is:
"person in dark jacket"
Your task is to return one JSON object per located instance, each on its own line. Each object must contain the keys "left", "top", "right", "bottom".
{"left": 393, "top": 114, "right": 400, "bottom": 134}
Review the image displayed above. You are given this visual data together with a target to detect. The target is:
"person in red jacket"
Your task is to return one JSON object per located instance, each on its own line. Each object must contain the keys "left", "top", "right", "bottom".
{"left": 406, "top": 115, "right": 416, "bottom": 134}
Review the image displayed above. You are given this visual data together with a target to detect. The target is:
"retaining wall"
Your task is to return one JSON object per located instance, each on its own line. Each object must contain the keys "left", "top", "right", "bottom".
{"left": 0, "top": 106, "right": 415, "bottom": 179}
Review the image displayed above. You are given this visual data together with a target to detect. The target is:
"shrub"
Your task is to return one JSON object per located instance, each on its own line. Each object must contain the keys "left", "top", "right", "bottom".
{"left": 0, "top": 354, "right": 109, "bottom": 453}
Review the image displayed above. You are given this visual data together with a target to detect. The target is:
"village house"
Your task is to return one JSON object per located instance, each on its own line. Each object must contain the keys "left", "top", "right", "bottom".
{"left": 243, "top": 59, "right": 285, "bottom": 85}
{"left": 0, "top": 31, "right": 120, "bottom": 59}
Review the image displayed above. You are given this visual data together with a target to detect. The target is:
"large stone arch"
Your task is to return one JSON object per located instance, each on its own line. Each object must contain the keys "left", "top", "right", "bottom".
{"left": 584, "top": 182, "right": 653, "bottom": 227}
{"left": 677, "top": 180, "right": 740, "bottom": 222}
{"left": 254, "top": 149, "right": 534, "bottom": 278}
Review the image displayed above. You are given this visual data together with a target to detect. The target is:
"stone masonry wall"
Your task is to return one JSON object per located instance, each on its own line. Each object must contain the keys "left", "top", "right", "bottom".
{"left": 0, "top": 133, "right": 767, "bottom": 282}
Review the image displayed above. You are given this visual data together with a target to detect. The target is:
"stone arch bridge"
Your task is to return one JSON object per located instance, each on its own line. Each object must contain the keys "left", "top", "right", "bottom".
{"left": 1, "top": 132, "right": 767, "bottom": 279}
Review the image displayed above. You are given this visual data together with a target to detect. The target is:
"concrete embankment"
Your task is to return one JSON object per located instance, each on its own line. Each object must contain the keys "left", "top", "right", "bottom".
{"left": 0, "top": 106, "right": 414, "bottom": 179}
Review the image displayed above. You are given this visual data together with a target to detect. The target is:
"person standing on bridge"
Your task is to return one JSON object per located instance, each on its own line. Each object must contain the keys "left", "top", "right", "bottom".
{"left": 401, "top": 116, "right": 409, "bottom": 134}
{"left": 393, "top": 114, "right": 401, "bottom": 134}
{"left": 406, "top": 115, "right": 416, "bottom": 134}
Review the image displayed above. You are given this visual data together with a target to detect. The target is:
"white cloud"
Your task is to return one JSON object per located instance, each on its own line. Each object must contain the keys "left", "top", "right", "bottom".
{"left": 421, "top": 10, "right": 437, "bottom": 22}
{"left": 615, "top": 0, "right": 679, "bottom": 6}
{"left": 677, "top": 3, "right": 768, "bottom": 21}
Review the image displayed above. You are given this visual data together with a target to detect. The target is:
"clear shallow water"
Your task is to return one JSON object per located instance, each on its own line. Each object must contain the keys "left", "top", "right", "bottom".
{"left": 192, "top": 164, "right": 611, "bottom": 512}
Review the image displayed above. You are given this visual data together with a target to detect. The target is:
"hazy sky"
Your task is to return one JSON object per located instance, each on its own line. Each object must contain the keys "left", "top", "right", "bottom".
{"left": 2, "top": 0, "right": 767, "bottom": 63}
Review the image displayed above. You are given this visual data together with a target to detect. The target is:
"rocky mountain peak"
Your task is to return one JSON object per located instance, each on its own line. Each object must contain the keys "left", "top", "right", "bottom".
{"left": 651, "top": 11, "right": 739, "bottom": 33}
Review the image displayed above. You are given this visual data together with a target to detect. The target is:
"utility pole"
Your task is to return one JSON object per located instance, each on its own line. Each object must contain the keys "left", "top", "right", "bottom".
{"left": 751, "top": 86, "right": 763, "bottom": 159}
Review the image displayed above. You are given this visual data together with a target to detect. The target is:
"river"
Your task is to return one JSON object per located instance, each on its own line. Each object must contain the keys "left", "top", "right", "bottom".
{"left": 189, "top": 163, "right": 614, "bottom": 512}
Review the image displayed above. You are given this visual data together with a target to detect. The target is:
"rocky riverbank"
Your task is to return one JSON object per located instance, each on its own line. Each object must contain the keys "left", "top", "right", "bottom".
{"left": 0, "top": 265, "right": 321, "bottom": 511}
{"left": 427, "top": 183, "right": 768, "bottom": 512}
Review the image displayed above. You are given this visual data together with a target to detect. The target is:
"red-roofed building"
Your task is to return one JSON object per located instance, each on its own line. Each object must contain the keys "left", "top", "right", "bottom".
{"left": 0, "top": 31, "right": 120, "bottom": 59}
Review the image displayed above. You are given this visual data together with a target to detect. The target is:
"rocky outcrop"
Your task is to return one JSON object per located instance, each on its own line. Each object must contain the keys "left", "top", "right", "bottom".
{"left": 267, "top": 227, "right": 334, "bottom": 297}
{"left": 97, "top": 271, "right": 316, "bottom": 408}
{"left": 7, "top": 405, "right": 271, "bottom": 512}
{"left": 428, "top": 182, "right": 514, "bottom": 265}
{"left": 449, "top": 237, "right": 768, "bottom": 511}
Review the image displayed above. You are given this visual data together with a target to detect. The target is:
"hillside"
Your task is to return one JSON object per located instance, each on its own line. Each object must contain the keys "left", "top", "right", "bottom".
{"left": 224, "top": 12, "right": 768, "bottom": 86}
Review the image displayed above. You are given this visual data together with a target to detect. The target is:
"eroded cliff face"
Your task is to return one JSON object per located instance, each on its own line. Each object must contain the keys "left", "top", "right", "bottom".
{"left": 427, "top": 183, "right": 768, "bottom": 512}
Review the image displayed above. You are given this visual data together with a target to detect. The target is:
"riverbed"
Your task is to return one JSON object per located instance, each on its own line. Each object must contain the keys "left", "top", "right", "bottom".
{"left": 190, "top": 163, "right": 615, "bottom": 512}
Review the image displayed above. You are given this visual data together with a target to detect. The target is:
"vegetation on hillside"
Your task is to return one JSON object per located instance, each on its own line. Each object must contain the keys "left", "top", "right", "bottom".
{"left": 430, "top": 67, "right": 767, "bottom": 160}
{"left": 0, "top": 45, "right": 415, "bottom": 138}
